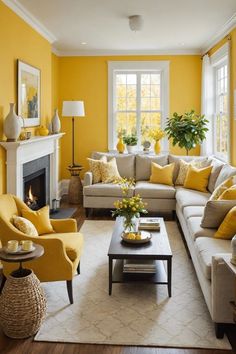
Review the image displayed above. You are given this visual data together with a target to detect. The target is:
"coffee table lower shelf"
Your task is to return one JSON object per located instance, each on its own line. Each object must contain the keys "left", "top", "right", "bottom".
{"left": 109, "top": 259, "right": 171, "bottom": 296}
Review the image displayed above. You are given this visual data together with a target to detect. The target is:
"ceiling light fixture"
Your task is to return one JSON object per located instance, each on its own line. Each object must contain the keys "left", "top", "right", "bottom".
{"left": 128, "top": 15, "right": 143, "bottom": 32}
{"left": 81, "top": 42, "right": 87, "bottom": 45}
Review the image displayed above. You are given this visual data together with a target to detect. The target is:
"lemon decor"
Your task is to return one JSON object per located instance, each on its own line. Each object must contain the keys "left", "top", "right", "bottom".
{"left": 38, "top": 126, "right": 49, "bottom": 136}
{"left": 215, "top": 206, "right": 236, "bottom": 240}
{"left": 184, "top": 165, "right": 213, "bottom": 193}
{"left": 150, "top": 162, "right": 175, "bottom": 186}
{"left": 148, "top": 128, "right": 165, "bottom": 154}
{"left": 218, "top": 185, "right": 236, "bottom": 200}
{"left": 22, "top": 205, "right": 54, "bottom": 235}
{"left": 112, "top": 178, "right": 147, "bottom": 232}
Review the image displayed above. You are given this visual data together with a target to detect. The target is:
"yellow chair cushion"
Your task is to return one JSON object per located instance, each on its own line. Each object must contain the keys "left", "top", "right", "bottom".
{"left": 87, "top": 155, "right": 107, "bottom": 184}
{"left": 22, "top": 205, "right": 54, "bottom": 235}
{"left": 209, "top": 177, "right": 234, "bottom": 201}
{"left": 12, "top": 215, "right": 38, "bottom": 237}
{"left": 150, "top": 162, "right": 175, "bottom": 186}
{"left": 215, "top": 206, "right": 236, "bottom": 240}
{"left": 218, "top": 184, "right": 236, "bottom": 200}
{"left": 100, "top": 158, "right": 121, "bottom": 183}
{"left": 184, "top": 165, "right": 213, "bottom": 193}
{"left": 45, "top": 232, "right": 84, "bottom": 261}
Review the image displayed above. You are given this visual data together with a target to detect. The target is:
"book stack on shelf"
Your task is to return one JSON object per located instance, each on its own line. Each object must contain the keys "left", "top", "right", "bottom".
{"left": 138, "top": 218, "right": 160, "bottom": 231}
{"left": 123, "top": 259, "right": 156, "bottom": 274}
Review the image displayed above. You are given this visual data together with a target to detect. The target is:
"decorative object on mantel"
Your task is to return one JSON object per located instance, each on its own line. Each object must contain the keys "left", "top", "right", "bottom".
{"left": 143, "top": 140, "right": 151, "bottom": 152}
{"left": 231, "top": 235, "right": 236, "bottom": 265}
{"left": 3, "top": 103, "right": 22, "bottom": 141}
{"left": 52, "top": 108, "right": 61, "bottom": 134}
{"left": 116, "top": 131, "right": 125, "bottom": 154}
{"left": 38, "top": 125, "right": 49, "bottom": 136}
{"left": 18, "top": 60, "right": 40, "bottom": 127}
{"left": 67, "top": 165, "right": 83, "bottom": 204}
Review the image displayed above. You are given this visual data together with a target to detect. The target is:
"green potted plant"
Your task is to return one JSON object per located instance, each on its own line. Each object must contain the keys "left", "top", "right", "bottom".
{"left": 123, "top": 134, "right": 138, "bottom": 154}
{"left": 165, "top": 110, "right": 208, "bottom": 155}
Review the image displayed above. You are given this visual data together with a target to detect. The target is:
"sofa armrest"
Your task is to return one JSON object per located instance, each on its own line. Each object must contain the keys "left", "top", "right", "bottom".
{"left": 50, "top": 218, "right": 77, "bottom": 233}
{"left": 211, "top": 254, "right": 235, "bottom": 323}
{"left": 84, "top": 171, "right": 93, "bottom": 186}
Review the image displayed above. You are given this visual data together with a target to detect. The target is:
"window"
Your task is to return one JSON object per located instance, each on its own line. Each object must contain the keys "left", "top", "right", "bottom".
{"left": 214, "top": 62, "right": 229, "bottom": 160}
{"left": 108, "top": 61, "right": 169, "bottom": 151}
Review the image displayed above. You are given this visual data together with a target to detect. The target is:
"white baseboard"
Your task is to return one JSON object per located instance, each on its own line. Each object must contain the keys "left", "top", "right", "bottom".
{"left": 58, "top": 179, "right": 70, "bottom": 198}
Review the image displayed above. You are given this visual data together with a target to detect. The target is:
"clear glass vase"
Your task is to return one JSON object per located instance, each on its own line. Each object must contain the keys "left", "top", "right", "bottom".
{"left": 123, "top": 216, "right": 137, "bottom": 233}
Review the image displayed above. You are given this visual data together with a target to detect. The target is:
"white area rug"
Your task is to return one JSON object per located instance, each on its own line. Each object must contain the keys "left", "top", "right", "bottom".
{"left": 35, "top": 220, "right": 231, "bottom": 349}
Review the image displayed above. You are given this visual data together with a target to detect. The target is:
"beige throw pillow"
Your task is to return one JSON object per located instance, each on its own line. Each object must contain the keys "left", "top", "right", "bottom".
{"left": 12, "top": 215, "right": 38, "bottom": 237}
{"left": 87, "top": 156, "right": 107, "bottom": 184}
{"left": 175, "top": 159, "right": 209, "bottom": 185}
{"left": 100, "top": 158, "right": 121, "bottom": 183}
{"left": 201, "top": 200, "right": 236, "bottom": 228}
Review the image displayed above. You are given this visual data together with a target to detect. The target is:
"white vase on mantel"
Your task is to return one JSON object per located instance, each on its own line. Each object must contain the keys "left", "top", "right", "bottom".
{"left": 52, "top": 108, "right": 61, "bottom": 134}
{"left": 4, "top": 103, "right": 22, "bottom": 142}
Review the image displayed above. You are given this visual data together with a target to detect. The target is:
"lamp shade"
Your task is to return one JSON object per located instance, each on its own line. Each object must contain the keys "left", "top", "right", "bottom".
{"left": 62, "top": 101, "right": 85, "bottom": 117}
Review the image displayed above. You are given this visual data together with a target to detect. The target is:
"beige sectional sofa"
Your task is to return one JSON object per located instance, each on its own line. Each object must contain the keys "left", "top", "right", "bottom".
{"left": 83, "top": 152, "right": 236, "bottom": 338}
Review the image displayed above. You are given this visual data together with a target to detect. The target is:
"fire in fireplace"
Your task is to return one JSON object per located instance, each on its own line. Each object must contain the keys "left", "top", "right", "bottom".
{"left": 26, "top": 185, "right": 38, "bottom": 209}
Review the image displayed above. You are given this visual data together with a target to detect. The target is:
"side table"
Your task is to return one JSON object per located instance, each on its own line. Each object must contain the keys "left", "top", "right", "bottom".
{"left": 222, "top": 255, "right": 236, "bottom": 322}
{"left": 67, "top": 165, "right": 83, "bottom": 204}
{"left": 0, "top": 244, "right": 47, "bottom": 338}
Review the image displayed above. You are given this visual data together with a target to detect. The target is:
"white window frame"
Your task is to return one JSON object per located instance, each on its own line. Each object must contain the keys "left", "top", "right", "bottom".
{"left": 108, "top": 61, "right": 169, "bottom": 152}
{"left": 211, "top": 43, "right": 230, "bottom": 162}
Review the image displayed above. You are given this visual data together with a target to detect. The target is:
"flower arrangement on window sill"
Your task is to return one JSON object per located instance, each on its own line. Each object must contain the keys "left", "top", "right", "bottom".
{"left": 148, "top": 128, "right": 165, "bottom": 154}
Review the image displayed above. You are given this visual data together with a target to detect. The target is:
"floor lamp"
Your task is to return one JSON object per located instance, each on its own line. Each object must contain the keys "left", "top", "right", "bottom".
{"left": 62, "top": 101, "right": 85, "bottom": 204}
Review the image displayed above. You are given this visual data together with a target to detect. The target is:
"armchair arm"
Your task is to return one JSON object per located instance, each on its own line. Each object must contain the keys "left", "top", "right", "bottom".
{"left": 84, "top": 171, "right": 93, "bottom": 186}
{"left": 50, "top": 218, "right": 77, "bottom": 233}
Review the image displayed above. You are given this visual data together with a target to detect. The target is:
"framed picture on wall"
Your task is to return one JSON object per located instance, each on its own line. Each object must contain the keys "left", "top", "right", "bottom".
{"left": 18, "top": 60, "right": 41, "bottom": 127}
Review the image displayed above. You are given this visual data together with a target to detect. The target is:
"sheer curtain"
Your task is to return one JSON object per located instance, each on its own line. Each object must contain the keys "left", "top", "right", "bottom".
{"left": 201, "top": 54, "right": 214, "bottom": 156}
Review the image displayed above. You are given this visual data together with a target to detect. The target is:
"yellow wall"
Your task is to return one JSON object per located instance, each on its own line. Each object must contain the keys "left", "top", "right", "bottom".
{"left": 0, "top": 1, "right": 53, "bottom": 193}
{"left": 58, "top": 55, "right": 202, "bottom": 179}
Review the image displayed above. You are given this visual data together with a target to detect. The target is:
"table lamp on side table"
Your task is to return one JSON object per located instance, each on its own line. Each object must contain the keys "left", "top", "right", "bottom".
{"left": 62, "top": 101, "right": 85, "bottom": 204}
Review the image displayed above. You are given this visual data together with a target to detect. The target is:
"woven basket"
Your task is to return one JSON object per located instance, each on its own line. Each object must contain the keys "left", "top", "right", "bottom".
{"left": 0, "top": 269, "right": 46, "bottom": 338}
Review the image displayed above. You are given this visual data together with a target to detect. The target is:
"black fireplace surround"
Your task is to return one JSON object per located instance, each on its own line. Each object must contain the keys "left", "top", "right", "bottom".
{"left": 23, "top": 155, "right": 50, "bottom": 210}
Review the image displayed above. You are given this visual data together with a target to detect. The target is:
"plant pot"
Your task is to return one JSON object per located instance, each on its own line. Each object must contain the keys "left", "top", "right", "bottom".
{"left": 154, "top": 140, "right": 161, "bottom": 154}
{"left": 126, "top": 145, "right": 136, "bottom": 154}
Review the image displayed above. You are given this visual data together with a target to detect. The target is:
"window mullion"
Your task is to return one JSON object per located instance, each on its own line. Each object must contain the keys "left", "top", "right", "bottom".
{"left": 136, "top": 72, "right": 141, "bottom": 149}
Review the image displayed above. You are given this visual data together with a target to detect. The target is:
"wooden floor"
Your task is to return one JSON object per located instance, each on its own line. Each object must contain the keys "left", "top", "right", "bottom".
{"left": 0, "top": 200, "right": 235, "bottom": 354}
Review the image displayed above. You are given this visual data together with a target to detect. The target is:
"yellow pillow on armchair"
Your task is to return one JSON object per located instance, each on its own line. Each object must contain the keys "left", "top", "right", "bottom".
{"left": 150, "top": 162, "right": 175, "bottom": 186}
{"left": 184, "top": 165, "right": 212, "bottom": 193}
{"left": 22, "top": 205, "right": 54, "bottom": 235}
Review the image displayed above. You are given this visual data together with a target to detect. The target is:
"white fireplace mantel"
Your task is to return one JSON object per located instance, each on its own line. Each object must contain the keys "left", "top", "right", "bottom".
{"left": 0, "top": 133, "right": 64, "bottom": 206}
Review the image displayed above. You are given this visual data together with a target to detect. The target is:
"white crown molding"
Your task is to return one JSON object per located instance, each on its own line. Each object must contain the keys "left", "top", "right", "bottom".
{"left": 2, "top": 0, "right": 57, "bottom": 44}
{"left": 53, "top": 48, "right": 201, "bottom": 57}
{"left": 201, "top": 13, "right": 236, "bottom": 54}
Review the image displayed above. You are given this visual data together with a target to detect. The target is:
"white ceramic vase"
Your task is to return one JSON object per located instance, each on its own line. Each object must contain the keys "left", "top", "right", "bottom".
{"left": 4, "top": 103, "right": 22, "bottom": 141}
{"left": 231, "top": 235, "right": 236, "bottom": 265}
{"left": 52, "top": 108, "right": 61, "bottom": 134}
{"left": 126, "top": 145, "right": 136, "bottom": 154}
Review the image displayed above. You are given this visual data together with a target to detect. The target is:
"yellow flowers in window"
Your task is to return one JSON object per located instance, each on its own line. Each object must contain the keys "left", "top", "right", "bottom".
{"left": 148, "top": 128, "right": 165, "bottom": 142}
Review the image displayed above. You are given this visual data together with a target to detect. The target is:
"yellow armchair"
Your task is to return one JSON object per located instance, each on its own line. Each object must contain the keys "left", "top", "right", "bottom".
{"left": 0, "top": 194, "right": 83, "bottom": 304}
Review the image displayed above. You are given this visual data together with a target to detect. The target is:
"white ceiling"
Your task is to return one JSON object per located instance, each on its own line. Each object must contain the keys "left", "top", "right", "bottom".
{"left": 6, "top": 0, "right": 236, "bottom": 55}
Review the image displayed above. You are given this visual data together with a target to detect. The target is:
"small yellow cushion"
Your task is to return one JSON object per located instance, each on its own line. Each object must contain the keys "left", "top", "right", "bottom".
{"left": 175, "top": 159, "right": 209, "bottom": 186}
{"left": 215, "top": 206, "right": 236, "bottom": 239}
{"left": 209, "top": 177, "right": 234, "bottom": 201}
{"left": 218, "top": 184, "right": 236, "bottom": 200}
{"left": 100, "top": 158, "right": 121, "bottom": 183}
{"left": 12, "top": 215, "right": 38, "bottom": 237}
{"left": 22, "top": 206, "right": 54, "bottom": 235}
{"left": 150, "top": 162, "right": 175, "bottom": 186}
{"left": 184, "top": 165, "right": 213, "bottom": 193}
{"left": 87, "top": 155, "right": 107, "bottom": 183}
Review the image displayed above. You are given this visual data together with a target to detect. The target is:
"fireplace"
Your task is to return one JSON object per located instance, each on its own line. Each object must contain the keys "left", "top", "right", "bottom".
{"left": 23, "top": 155, "right": 50, "bottom": 210}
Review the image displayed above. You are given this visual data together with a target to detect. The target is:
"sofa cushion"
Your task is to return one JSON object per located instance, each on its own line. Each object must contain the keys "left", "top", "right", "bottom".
{"left": 208, "top": 158, "right": 224, "bottom": 193}
{"left": 135, "top": 154, "right": 168, "bottom": 181}
{"left": 150, "top": 162, "right": 174, "bottom": 186}
{"left": 215, "top": 164, "right": 236, "bottom": 188}
{"left": 201, "top": 200, "right": 236, "bottom": 228}
{"left": 46, "top": 233, "right": 84, "bottom": 262}
{"left": 183, "top": 206, "right": 204, "bottom": 219}
{"left": 168, "top": 155, "right": 209, "bottom": 183}
{"left": 135, "top": 181, "right": 176, "bottom": 199}
{"left": 187, "top": 217, "right": 216, "bottom": 240}
{"left": 195, "top": 237, "right": 231, "bottom": 280}
{"left": 175, "top": 187, "right": 210, "bottom": 211}
{"left": 184, "top": 165, "right": 213, "bottom": 193}
{"left": 91, "top": 152, "right": 135, "bottom": 179}
{"left": 83, "top": 183, "right": 134, "bottom": 197}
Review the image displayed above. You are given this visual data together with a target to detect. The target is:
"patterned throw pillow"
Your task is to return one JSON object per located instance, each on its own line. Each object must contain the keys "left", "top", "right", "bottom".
{"left": 100, "top": 158, "right": 121, "bottom": 183}
{"left": 175, "top": 159, "right": 210, "bottom": 186}
{"left": 87, "top": 156, "right": 107, "bottom": 184}
{"left": 209, "top": 177, "right": 235, "bottom": 201}
{"left": 12, "top": 215, "right": 38, "bottom": 237}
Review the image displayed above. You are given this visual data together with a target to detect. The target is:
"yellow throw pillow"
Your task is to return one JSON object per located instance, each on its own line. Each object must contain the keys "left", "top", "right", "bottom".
{"left": 100, "top": 158, "right": 121, "bottom": 183}
{"left": 209, "top": 177, "right": 234, "bottom": 201}
{"left": 87, "top": 155, "right": 107, "bottom": 184}
{"left": 175, "top": 159, "right": 209, "bottom": 186}
{"left": 150, "top": 162, "right": 175, "bottom": 186}
{"left": 12, "top": 215, "right": 38, "bottom": 237}
{"left": 22, "top": 205, "right": 54, "bottom": 235}
{"left": 218, "top": 184, "right": 236, "bottom": 200}
{"left": 215, "top": 206, "right": 236, "bottom": 239}
{"left": 184, "top": 165, "right": 213, "bottom": 193}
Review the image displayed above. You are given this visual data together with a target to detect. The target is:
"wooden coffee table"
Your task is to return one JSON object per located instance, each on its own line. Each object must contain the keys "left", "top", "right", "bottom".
{"left": 108, "top": 217, "right": 172, "bottom": 296}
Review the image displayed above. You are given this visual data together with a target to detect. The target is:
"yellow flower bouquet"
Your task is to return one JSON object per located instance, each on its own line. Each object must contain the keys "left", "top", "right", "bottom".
{"left": 148, "top": 128, "right": 165, "bottom": 142}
